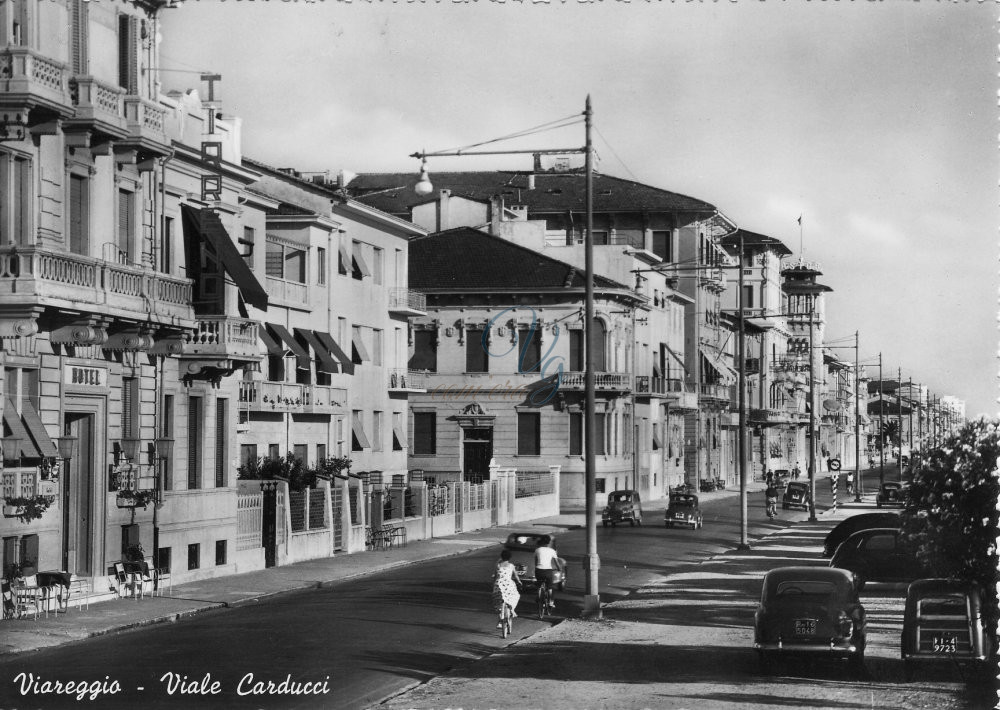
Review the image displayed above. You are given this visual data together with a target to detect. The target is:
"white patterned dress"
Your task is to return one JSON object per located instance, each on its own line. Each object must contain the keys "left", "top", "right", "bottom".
{"left": 492, "top": 560, "right": 521, "bottom": 614}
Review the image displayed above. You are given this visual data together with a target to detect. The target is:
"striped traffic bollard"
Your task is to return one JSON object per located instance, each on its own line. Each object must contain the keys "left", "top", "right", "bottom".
{"left": 830, "top": 474, "right": 838, "bottom": 511}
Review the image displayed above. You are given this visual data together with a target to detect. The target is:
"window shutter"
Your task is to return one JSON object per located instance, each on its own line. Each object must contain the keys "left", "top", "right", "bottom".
{"left": 188, "top": 397, "right": 201, "bottom": 490}
{"left": 71, "top": 0, "right": 89, "bottom": 75}
{"left": 117, "top": 190, "right": 132, "bottom": 262}
{"left": 215, "top": 399, "right": 227, "bottom": 488}
{"left": 121, "top": 377, "right": 134, "bottom": 439}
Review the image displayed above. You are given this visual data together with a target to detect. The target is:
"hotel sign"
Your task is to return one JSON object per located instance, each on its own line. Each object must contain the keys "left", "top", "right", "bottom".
{"left": 64, "top": 365, "right": 108, "bottom": 388}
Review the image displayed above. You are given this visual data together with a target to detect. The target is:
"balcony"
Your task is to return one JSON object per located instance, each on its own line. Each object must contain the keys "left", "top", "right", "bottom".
{"left": 265, "top": 276, "right": 309, "bottom": 307}
{"left": 699, "top": 383, "right": 734, "bottom": 402}
{"left": 66, "top": 76, "right": 128, "bottom": 142}
{"left": 558, "top": 371, "right": 631, "bottom": 392}
{"left": 239, "top": 381, "right": 347, "bottom": 414}
{"left": 634, "top": 376, "right": 698, "bottom": 409}
{"left": 183, "top": 317, "right": 261, "bottom": 360}
{"left": 388, "top": 288, "right": 427, "bottom": 317}
{"left": 0, "top": 246, "right": 193, "bottom": 324}
{"left": 0, "top": 47, "right": 73, "bottom": 119}
{"left": 118, "top": 95, "right": 170, "bottom": 157}
{"left": 749, "top": 408, "right": 799, "bottom": 426}
{"left": 388, "top": 368, "right": 426, "bottom": 393}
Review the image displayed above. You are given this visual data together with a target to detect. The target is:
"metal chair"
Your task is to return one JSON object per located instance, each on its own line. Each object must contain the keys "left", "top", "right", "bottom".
{"left": 14, "top": 575, "right": 41, "bottom": 620}
{"left": 113, "top": 563, "right": 137, "bottom": 600}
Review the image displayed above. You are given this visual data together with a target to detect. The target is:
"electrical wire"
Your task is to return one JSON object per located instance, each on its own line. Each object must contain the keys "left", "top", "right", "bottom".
{"left": 425, "top": 114, "right": 583, "bottom": 156}
{"left": 594, "top": 124, "right": 639, "bottom": 182}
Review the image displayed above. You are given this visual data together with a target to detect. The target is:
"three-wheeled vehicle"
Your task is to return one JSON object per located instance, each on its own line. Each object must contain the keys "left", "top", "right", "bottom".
{"left": 501, "top": 532, "right": 566, "bottom": 592}
{"left": 901, "top": 578, "right": 991, "bottom": 681}
{"left": 601, "top": 490, "right": 643, "bottom": 527}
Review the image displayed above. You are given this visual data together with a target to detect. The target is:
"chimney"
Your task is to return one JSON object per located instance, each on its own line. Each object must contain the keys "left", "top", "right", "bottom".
{"left": 533, "top": 153, "right": 543, "bottom": 172}
{"left": 527, "top": 174, "right": 536, "bottom": 190}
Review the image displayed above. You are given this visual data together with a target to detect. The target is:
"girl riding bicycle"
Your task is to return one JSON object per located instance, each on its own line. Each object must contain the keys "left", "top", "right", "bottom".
{"left": 765, "top": 484, "right": 779, "bottom": 520}
{"left": 492, "top": 549, "right": 522, "bottom": 628}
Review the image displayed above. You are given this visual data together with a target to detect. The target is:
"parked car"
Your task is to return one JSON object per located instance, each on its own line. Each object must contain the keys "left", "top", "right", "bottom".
{"left": 601, "top": 490, "right": 643, "bottom": 527}
{"left": 754, "top": 566, "right": 866, "bottom": 674}
{"left": 782, "top": 481, "right": 811, "bottom": 510}
{"left": 876, "top": 481, "right": 906, "bottom": 508}
{"left": 501, "top": 532, "right": 566, "bottom": 592}
{"left": 822, "top": 512, "right": 901, "bottom": 558}
{"left": 829, "top": 528, "right": 928, "bottom": 590}
{"left": 901, "top": 578, "right": 992, "bottom": 680}
{"left": 665, "top": 494, "right": 703, "bottom": 529}
{"left": 772, "top": 470, "right": 791, "bottom": 489}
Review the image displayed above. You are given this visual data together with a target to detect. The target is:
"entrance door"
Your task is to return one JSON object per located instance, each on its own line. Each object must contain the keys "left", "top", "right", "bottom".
{"left": 262, "top": 482, "right": 277, "bottom": 568}
{"left": 62, "top": 413, "right": 95, "bottom": 575}
{"left": 462, "top": 427, "right": 492, "bottom": 483}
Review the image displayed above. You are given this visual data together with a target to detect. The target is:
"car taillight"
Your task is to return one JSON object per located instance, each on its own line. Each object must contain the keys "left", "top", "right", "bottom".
{"left": 837, "top": 612, "right": 853, "bottom": 637}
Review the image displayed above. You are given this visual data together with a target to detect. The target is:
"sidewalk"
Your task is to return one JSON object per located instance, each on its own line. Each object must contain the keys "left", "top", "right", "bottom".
{"left": 0, "top": 483, "right": 750, "bottom": 657}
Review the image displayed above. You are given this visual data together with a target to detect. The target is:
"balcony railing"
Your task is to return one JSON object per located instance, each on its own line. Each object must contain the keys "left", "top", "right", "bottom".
{"left": 184, "top": 317, "right": 260, "bottom": 360}
{"left": 0, "top": 246, "right": 193, "bottom": 322}
{"left": 120, "top": 95, "right": 169, "bottom": 154}
{"left": 699, "top": 383, "right": 734, "bottom": 401}
{"left": 558, "top": 371, "right": 631, "bottom": 391}
{"left": 0, "top": 47, "right": 71, "bottom": 114}
{"left": 265, "top": 276, "right": 309, "bottom": 306}
{"left": 67, "top": 76, "right": 127, "bottom": 138}
{"left": 238, "top": 381, "right": 347, "bottom": 412}
{"left": 635, "top": 376, "right": 696, "bottom": 396}
{"left": 388, "top": 288, "right": 427, "bottom": 316}
{"left": 388, "top": 368, "right": 426, "bottom": 392}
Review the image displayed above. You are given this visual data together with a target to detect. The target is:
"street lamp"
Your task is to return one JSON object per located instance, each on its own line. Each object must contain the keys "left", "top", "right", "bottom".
{"left": 410, "top": 98, "right": 601, "bottom": 617}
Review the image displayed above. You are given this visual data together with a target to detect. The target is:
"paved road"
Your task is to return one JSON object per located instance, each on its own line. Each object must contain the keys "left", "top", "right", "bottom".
{"left": 0, "top": 492, "right": 782, "bottom": 710}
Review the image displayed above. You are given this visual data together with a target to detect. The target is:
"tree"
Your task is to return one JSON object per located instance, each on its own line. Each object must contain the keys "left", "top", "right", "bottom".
{"left": 900, "top": 417, "right": 999, "bottom": 633}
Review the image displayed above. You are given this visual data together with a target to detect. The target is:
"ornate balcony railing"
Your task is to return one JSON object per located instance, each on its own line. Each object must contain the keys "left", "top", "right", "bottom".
{"left": 0, "top": 47, "right": 71, "bottom": 115}
{"left": 558, "top": 371, "right": 631, "bottom": 391}
{"left": 67, "top": 76, "right": 127, "bottom": 137}
{"left": 184, "top": 317, "right": 260, "bottom": 359}
{"left": 388, "top": 288, "right": 427, "bottom": 315}
{"left": 238, "top": 381, "right": 347, "bottom": 412}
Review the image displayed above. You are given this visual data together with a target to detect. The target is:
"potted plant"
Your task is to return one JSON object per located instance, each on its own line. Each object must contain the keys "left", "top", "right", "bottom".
{"left": 115, "top": 489, "right": 156, "bottom": 509}
{"left": 2, "top": 495, "right": 55, "bottom": 524}
{"left": 2, "top": 558, "right": 36, "bottom": 581}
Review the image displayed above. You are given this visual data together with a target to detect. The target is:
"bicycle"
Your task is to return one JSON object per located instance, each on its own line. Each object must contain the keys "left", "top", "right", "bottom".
{"left": 499, "top": 602, "right": 514, "bottom": 638}
{"left": 536, "top": 579, "right": 554, "bottom": 619}
{"left": 766, "top": 497, "right": 777, "bottom": 521}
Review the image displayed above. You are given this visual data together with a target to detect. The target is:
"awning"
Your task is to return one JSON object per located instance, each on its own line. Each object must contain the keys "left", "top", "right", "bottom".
{"left": 351, "top": 328, "right": 370, "bottom": 362}
{"left": 700, "top": 345, "right": 737, "bottom": 385}
{"left": 267, "top": 323, "right": 311, "bottom": 370}
{"left": 652, "top": 428, "right": 662, "bottom": 450}
{"left": 352, "top": 413, "right": 371, "bottom": 449}
{"left": 294, "top": 328, "right": 339, "bottom": 374}
{"left": 2, "top": 399, "right": 41, "bottom": 458}
{"left": 21, "top": 401, "right": 58, "bottom": 458}
{"left": 314, "top": 331, "right": 355, "bottom": 375}
{"left": 338, "top": 241, "right": 351, "bottom": 274}
{"left": 666, "top": 345, "right": 689, "bottom": 375}
{"left": 259, "top": 326, "right": 285, "bottom": 356}
{"left": 392, "top": 419, "right": 406, "bottom": 449}
{"left": 353, "top": 246, "right": 372, "bottom": 278}
{"left": 181, "top": 205, "right": 268, "bottom": 310}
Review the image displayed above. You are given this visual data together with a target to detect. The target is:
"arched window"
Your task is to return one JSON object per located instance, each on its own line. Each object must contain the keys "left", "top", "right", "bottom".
{"left": 589, "top": 318, "right": 607, "bottom": 372}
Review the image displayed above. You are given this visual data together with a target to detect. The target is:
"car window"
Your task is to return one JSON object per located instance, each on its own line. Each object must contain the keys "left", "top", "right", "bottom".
{"left": 775, "top": 581, "right": 835, "bottom": 598}
{"left": 862, "top": 533, "right": 896, "bottom": 551}
{"left": 671, "top": 496, "right": 695, "bottom": 507}
{"left": 918, "top": 596, "right": 966, "bottom": 617}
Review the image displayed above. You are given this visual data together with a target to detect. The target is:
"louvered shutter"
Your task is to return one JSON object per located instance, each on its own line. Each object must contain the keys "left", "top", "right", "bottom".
{"left": 188, "top": 397, "right": 201, "bottom": 490}
{"left": 71, "top": 0, "right": 89, "bottom": 75}
{"left": 215, "top": 400, "right": 226, "bottom": 488}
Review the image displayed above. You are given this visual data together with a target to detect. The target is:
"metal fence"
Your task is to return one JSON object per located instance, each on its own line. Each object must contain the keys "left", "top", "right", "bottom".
{"left": 236, "top": 492, "right": 262, "bottom": 551}
{"left": 428, "top": 484, "right": 452, "bottom": 516}
{"left": 515, "top": 470, "right": 555, "bottom": 498}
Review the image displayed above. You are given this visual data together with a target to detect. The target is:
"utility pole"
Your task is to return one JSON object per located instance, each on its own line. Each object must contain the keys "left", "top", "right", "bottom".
{"left": 807, "top": 307, "right": 817, "bottom": 522}
{"left": 878, "top": 352, "right": 884, "bottom": 487}
{"left": 907, "top": 377, "right": 913, "bottom": 462}
{"left": 737, "top": 230, "right": 749, "bottom": 550}
{"left": 853, "top": 331, "right": 862, "bottom": 502}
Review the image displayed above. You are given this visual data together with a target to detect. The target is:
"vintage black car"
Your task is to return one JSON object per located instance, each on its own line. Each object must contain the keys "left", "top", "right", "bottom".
{"left": 601, "top": 490, "right": 643, "bottom": 527}
{"left": 754, "top": 566, "right": 866, "bottom": 674}
{"left": 664, "top": 494, "right": 703, "bottom": 529}
{"left": 782, "top": 481, "right": 811, "bottom": 510}
{"left": 876, "top": 481, "right": 906, "bottom": 508}
{"left": 829, "top": 528, "right": 927, "bottom": 591}
{"left": 501, "top": 532, "right": 566, "bottom": 592}
{"left": 822, "top": 512, "right": 901, "bottom": 558}
{"left": 901, "top": 578, "right": 991, "bottom": 680}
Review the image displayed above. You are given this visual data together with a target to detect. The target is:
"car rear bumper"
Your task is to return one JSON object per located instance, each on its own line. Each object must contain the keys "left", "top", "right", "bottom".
{"left": 755, "top": 639, "right": 858, "bottom": 654}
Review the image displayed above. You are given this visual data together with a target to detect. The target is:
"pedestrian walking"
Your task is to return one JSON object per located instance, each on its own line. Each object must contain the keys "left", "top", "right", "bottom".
{"left": 792, "top": 462, "right": 801, "bottom": 480}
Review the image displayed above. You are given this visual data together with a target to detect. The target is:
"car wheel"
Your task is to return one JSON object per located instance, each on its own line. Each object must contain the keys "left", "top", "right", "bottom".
{"left": 636, "top": 514, "right": 642, "bottom": 527}
{"left": 849, "top": 651, "right": 866, "bottom": 679}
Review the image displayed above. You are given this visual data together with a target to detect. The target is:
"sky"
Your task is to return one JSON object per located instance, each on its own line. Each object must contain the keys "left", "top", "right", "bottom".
{"left": 160, "top": 2, "right": 997, "bottom": 418}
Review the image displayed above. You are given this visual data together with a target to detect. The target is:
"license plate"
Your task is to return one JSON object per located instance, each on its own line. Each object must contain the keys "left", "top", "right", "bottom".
{"left": 932, "top": 636, "right": 958, "bottom": 653}
{"left": 674, "top": 513, "right": 685, "bottom": 519}
{"left": 794, "top": 619, "right": 817, "bottom": 635}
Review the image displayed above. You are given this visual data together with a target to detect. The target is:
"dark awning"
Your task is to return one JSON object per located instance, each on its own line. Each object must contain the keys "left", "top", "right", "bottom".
{"left": 2, "top": 399, "right": 41, "bottom": 458}
{"left": 267, "top": 323, "right": 311, "bottom": 370}
{"left": 392, "top": 419, "right": 406, "bottom": 449}
{"left": 352, "top": 413, "right": 371, "bottom": 449}
{"left": 181, "top": 205, "right": 268, "bottom": 310}
{"left": 259, "top": 325, "right": 285, "bottom": 356}
{"left": 294, "top": 328, "right": 339, "bottom": 374}
{"left": 313, "top": 331, "right": 355, "bottom": 375}
{"left": 21, "top": 401, "right": 58, "bottom": 458}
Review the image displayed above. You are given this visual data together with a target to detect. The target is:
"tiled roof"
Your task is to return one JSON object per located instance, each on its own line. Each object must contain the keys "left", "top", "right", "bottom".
{"left": 720, "top": 229, "right": 793, "bottom": 257}
{"left": 348, "top": 171, "right": 717, "bottom": 215}
{"left": 410, "top": 227, "right": 628, "bottom": 292}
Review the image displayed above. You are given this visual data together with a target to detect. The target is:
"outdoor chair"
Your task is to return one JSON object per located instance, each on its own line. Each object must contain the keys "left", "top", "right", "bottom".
{"left": 14, "top": 575, "right": 41, "bottom": 620}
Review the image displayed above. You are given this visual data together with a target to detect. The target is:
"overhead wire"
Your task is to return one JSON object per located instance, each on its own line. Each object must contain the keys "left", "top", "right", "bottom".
{"left": 425, "top": 114, "right": 583, "bottom": 156}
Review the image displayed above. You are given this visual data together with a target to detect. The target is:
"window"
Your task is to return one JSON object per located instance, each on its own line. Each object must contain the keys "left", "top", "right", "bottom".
{"left": 0, "top": 153, "right": 30, "bottom": 246}
{"left": 392, "top": 412, "right": 404, "bottom": 451}
{"left": 240, "top": 226, "right": 255, "bottom": 268}
{"left": 466, "top": 328, "right": 489, "bottom": 373}
{"left": 334, "top": 417, "right": 345, "bottom": 457}
{"left": 117, "top": 188, "right": 134, "bottom": 263}
{"left": 595, "top": 478, "right": 606, "bottom": 494}
{"left": 157, "top": 547, "right": 171, "bottom": 574}
{"left": 372, "top": 411, "right": 383, "bottom": 452}
{"left": 161, "top": 394, "right": 174, "bottom": 491}
{"left": 160, "top": 215, "right": 173, "bottom": 273}
{"left": 120, "top": 377, "right": 138, "bottom": 442}
{"left": 351, "top": 326, "right": 370, "bottom": 364}
{"left": 187, "top": 543, "right": 200, "bottom": 571}
{"left": 316, "top": 443, "right": 326, "bottom": 463}
{"left": 652, "top": 230, "right": 672, "bottom": 262}
{"left": 517, "top": 327, "right": 541, "bottom": 373}
{"left": 595, "top": 413, "right": 607, "bottom": 455}
{"left": 187, "top": 397, "right": 203, "bottom": 490}
{"left": 569, "top": 412, "right": 582, "bottom": 456}
{"left": 268, "top": 444, "right": 279, "bottom": 460}
{"left": 372, "top": 247, "right": 383, "bottom": 285}
{"left": 592, "top": 230, "right": 609, "bottom": 246}
{"left": 742, "top": 285, "right": 754, "bottom": 309}
{"left": 267, "top": 355, "right": 285, "bottom": 383}
{"left": 517, "top": 412, "right": 541, "bottom": 456}
{"left": 240, "top": 444, "right": 257, "bottom": 467}
{"left": 293, "top": 444, "right": 307, "bottom": 464}
{"left": 351, "top": 241, "right": 372, "bottom": 281}
{"left": 372, "top": 329, "right": 383, "bottom": 367}
{"left": 412, "top": 412, "right": 436, "bottom": 455}
{"left": 409, "top": 330, "right": 437, "bottom": 372}
{"left": 265, "top": 240, "right": 306, "bottom": 283}
{"left": 215, "top": 399, "right": 228, "bottom": 488}
{"left": 215, "top": 540, "right": 227, "bottom": 566}
{"left": 265, "top": 241, "right": 282, "bottom": 278}
{"left": 590, "top": 319, "right": 607, "bottom": 372}
{"left": 351, "top": 410, "right": 370, "bottom": 452}
{"left": 117, "top": 13, "right": 138, "bottom": 93}
{"left": 317, "top": 246, "right": 326, "bottom": 285}
{"left": 569, "top": 329, "right": 584, "bottom": 371}
{"left": 69, "top": 174, "right": 89, "bottom": 255}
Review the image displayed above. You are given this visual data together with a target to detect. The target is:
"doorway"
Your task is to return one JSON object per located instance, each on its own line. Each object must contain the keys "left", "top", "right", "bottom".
{"left": 62, "top": 412, "right": 95, "bottom": 576}
{"left": 462, "top": 427, "right": 492, "bottom": 483}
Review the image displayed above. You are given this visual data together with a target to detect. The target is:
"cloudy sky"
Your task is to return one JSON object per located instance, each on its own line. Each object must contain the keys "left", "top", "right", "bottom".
{"left": 161, "top": 2, "right": 996, "bottom": 417}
